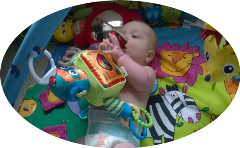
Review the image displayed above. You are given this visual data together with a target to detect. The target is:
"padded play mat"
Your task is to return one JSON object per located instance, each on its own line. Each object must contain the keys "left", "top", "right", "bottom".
{"left": 3, "top": 1, "right": 238, "bottom": 147}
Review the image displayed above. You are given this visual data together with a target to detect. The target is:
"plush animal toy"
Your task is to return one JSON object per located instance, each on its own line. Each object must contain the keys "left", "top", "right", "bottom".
{"left": 70, "top": 50, "right": 126, "bottom": 104}
{"left": 29, "top": 49, "right": 130, "bottom": 115}
{"left": 53, "top": 20, "right": 86, "bottom": 43}
{"left": 29, "top": 42, "right": 153, "bottom": 140}
{"left": 74, "top": 50, "right": 153, "bottom": 140}
{"left": 201, "top": 24, "right": 240, "bottom": 83}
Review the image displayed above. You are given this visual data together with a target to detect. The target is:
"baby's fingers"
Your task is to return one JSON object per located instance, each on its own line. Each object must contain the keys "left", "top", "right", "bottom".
{"left": 103, "top": 39, "right": 114, "bottom": 49}
{"left": 98, "top": 42, "right": 107, "bottom": 51}
{"left": 109, "top": 33, "right": 120, "bottom": 46}
{"left": 102, "top": 50, "right": 113, "bottom": 55}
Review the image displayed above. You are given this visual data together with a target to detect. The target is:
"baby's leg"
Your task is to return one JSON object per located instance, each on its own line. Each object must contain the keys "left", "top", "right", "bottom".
{"left": 113, "top": 142, "right": 136, "bottom": 148}
{"left": 111, "top": 141, "right": 136, "bottom": 148}
{"left": 73, "top": 136, "right": 85, "bottom": 144}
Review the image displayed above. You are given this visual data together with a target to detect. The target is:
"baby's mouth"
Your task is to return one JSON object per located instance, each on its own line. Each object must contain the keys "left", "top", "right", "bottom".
{"left": 122, "top": 46, "right": 126, "bottom": 53}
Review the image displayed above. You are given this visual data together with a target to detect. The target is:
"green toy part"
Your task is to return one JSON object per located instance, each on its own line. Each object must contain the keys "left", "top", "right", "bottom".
{"left": 140, "top": 2, "right": 154, "bottom": 8}
{"left": 132, "top": 107, "right": 153, "bottom": 128}
{"left": 75, "top": 90, "right": 88, "bottom": 99}
{"left": 109, "top": 0, "right": 131, "bottom": 8}
{"left": 161, "top": 5, "right": 181, "bottom": 22}
{"left": 72, "top": 50, "right": 153, "bottom": 129}
{"left": 73, "top": 7, "right": 93, "bottom": 21}
{"left": 72, "top": 50, "right": 126, "bottom": 106}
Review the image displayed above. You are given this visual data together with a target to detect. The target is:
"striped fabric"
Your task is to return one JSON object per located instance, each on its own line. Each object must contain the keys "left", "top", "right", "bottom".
{"left": 103, "top": 98, "right": 125, "bottom": 115}
{"left": 70, "top": 54, "right": 79, "bottom": 65}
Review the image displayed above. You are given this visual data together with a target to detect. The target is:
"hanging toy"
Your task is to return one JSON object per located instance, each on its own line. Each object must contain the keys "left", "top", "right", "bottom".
{"left": 29, "top": 42, "right": 153, "bottom": 140}
{"left": 200, "top": 24, "right": 240, "bottom": 84}
{"left": 93, "top": 17, "right": 128, "bottom": 49}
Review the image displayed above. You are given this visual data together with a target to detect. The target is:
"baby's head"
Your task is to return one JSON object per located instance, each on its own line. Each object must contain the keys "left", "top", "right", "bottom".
{"left": 120, "top": 21, "right": 157, "bottom": 66}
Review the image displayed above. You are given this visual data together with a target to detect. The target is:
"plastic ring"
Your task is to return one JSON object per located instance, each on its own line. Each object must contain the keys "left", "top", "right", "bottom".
{"left": 131, "top": 107, "right": 153, "bottom": 128}
{"left": 129, "top": 116, "right": 147, "bottom": 140}
{"left": 28, "top": 50, "right": 56, "bottom": 85}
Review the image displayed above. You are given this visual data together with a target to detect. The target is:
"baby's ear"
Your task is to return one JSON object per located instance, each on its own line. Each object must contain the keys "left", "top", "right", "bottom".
{"left": 145, "top": 50, "right": 155, "bottom": 64}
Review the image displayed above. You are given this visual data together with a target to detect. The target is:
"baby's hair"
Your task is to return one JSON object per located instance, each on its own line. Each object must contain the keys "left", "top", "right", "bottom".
{"left": 130, "top": 18, "right": 146, "bottom": 23}
{"left": 129, "top": 19, "right": 152, "bottom": 29}
{"left": 130, "top": 19, "right": 158, "bottom": 31}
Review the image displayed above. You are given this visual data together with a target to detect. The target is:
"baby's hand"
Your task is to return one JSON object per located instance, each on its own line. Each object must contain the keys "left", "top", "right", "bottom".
{"left": 98, "top": 42, "right": 108, "bottom": 51}
{"left": 103, "top": 33, "right": 125, "bottom": 62}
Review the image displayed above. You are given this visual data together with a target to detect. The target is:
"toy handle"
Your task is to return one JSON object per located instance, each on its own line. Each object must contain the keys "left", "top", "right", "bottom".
{"left": 109, "top": 29, "right": 127, "bottom": 48}
{"left": 28, "top": 50, "right": 56, "bottom": 85}
{"left": 129, "top": 117, "right": 147, "bottom": 140}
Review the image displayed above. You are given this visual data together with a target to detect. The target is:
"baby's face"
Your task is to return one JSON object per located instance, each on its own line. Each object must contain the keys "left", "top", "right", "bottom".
{"left": 120, "top": 21, "right": 153, "bottom": 65}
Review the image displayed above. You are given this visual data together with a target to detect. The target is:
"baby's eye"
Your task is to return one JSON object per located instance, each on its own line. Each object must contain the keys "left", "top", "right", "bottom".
{"left": 132, "top": 35, "right": 138, "bottom": 38}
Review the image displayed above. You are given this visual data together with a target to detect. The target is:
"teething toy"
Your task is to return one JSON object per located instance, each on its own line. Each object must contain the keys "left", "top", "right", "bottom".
{"left": 117, "top": 103, "right": 153, "bottom": 140}
{"left": 130, "top": 117, "right": 147, "bottom": 140}
{"left": 131, "top": 107, "right": 153, "bottom": 128}
{"left": 130, "top": 106, "right": 153, "bottom": 140}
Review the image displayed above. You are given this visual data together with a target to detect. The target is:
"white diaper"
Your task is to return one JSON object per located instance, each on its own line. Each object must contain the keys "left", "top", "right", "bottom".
{"left": 85, "top": 109, "right": 142, "bottom": 147}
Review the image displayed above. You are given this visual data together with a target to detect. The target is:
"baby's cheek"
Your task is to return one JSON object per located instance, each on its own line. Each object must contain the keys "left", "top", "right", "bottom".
{"left": 132, "top": 54, "right": 146, "bottom": 65}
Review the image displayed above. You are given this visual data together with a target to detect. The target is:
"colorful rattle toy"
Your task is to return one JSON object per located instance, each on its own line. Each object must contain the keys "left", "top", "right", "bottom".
{"left": 28, "top": 29, "right": 153, "bottom": 139}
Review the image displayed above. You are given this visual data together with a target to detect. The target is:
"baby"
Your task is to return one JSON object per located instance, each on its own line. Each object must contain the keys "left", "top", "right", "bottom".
{"left": 75, "top": 21, "right": 157, "bottom": 148}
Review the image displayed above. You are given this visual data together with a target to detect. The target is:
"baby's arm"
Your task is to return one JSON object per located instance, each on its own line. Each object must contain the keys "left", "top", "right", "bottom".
{"left": 118, "top": 55, "right": 156, "bottom": 92}
{"left": 103, "top": 34, "right": 156, "bottom": 92}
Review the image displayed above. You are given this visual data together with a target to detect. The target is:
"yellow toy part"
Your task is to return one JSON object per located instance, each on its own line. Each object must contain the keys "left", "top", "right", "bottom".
{"left": 205, "top": 23, "right": 216, "bottom": 31}
{"left": 47, "top": 91, "right": 61, "bottom": 103}
{"left": 204, "top": 34, "right": 240, "bottom": 83}
{"left": 18, "top": 99, "right": 37, "bottom": 117}
{"left": 53, "top": 20, "right": 74, "bottom": 43}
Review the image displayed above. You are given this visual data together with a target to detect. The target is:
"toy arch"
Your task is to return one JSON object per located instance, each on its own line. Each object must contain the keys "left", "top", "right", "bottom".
{"left": 74, "top": 3, "right": 141, "bottom": 48}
